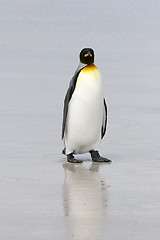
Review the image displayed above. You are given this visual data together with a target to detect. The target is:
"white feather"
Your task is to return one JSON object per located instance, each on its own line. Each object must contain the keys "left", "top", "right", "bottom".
{"left": 65, "top": 65, "right": 103, "bottom": 154}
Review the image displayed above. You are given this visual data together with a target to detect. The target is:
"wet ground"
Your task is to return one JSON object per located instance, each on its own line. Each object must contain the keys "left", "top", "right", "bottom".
{"left": 0, "top": 0, "right": 160, "bottom": 239}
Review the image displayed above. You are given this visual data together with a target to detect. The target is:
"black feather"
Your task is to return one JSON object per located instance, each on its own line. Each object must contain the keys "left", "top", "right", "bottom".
{"left": 101, "top": 98, "right": 107, "bottom": 139}
{"left": 62, "top": 69, "right": 82, "bottom": 139}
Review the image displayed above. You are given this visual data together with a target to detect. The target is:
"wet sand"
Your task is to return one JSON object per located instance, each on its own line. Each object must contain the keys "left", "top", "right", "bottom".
{"left": 1, "top": 156, "right": 160, "bottom": 239}
{"left": 1, "top": 0, "right": 160, "bottom": 239}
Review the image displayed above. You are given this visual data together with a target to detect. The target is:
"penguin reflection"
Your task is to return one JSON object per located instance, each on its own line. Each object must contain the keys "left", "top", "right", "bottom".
{"left": 63, "top": 163, "right": 108, "bottom": 240}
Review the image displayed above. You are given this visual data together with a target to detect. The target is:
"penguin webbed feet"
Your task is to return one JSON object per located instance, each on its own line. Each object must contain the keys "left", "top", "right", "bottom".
{"left": 63, "top": 149, "right": 111, "bottom": 163}
{"left": 67, "top": 153, "right": 83, "bottom": 163}
{"left": 89, "top": 150, "right": 112, "bottom": 163}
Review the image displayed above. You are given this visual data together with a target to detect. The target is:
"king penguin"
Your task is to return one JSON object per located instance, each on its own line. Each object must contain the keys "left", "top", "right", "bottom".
{"left": 62, "top": 48, "right": 111, "bottom": 163}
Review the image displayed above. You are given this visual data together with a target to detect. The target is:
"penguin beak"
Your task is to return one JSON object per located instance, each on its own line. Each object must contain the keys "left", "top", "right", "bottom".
{"left": 84, "top": 53, "right": 89, "bottom": 57}
{"left": 84, "top": 53, "right": 92, "bottom": 58}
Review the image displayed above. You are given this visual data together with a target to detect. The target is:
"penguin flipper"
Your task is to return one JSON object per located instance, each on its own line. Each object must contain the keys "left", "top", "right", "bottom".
{"left": 101, "top": 98, "right": 107, "bottom": 139}
{"left": 62, "top": 69, "right": 82, "bottom": 139}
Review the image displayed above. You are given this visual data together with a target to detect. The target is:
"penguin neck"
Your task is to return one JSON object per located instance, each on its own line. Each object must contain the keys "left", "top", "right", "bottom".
{"left": 82, "top": 64, "right": 97, "bottom": 72}
{"left": 75, "top": 63, "right": 96, "bottom": 74}
{"left": 75, "top": 62, "right": 87, "bottom": 73}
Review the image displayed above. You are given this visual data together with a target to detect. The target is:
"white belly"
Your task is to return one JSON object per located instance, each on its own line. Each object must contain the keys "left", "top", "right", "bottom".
{"left": 65, "top": 65, "right": 103, "bottom": 155}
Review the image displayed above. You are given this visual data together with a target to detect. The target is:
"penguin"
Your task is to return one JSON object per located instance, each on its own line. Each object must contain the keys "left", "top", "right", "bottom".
{"left": 62, "top": 48, "right": 111, "bottom": 163}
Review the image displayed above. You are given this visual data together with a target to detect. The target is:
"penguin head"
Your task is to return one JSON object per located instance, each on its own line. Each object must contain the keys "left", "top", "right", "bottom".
{"left": 79, "top": 48, "right": 94, "bottom": 65}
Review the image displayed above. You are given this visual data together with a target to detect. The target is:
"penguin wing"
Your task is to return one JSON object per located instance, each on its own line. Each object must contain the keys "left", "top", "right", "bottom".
{"left": 101, "top": 98, "right": 107, "bottom": 139}
{"left": 62, "top": 69, "right": 82, "bottom": 139}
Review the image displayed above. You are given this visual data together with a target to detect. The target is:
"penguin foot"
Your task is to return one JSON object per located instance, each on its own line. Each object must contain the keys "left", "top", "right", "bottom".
{"left": 67, "top": 153, "right": 83, "bottom": 163}
{"left": 89, "top": 150, "right": 112, "bottom": 163}
{"left": 93, "top": 156, "right": 112, "bottom": 163}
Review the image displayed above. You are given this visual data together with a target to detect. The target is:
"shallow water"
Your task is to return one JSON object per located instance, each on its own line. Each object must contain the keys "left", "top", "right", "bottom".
{"left": 0, "top": 0, "right": 160, "bottom": 239}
